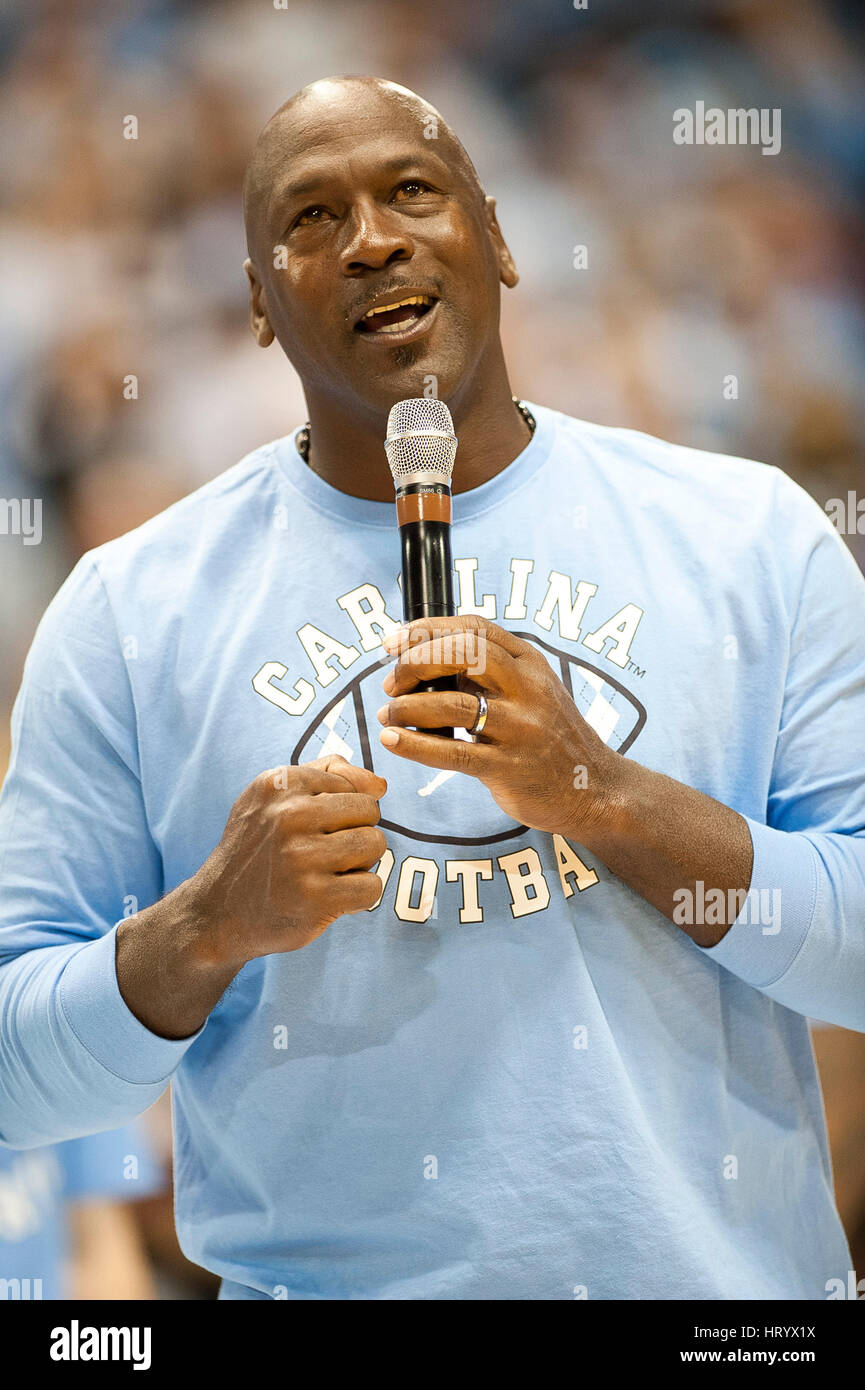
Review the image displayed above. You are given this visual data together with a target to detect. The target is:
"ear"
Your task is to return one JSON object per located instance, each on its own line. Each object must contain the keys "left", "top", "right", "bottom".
{"left": 243, "top": 259, "right": 275, "bottom": 347}
{"left": 484, "top": 196, "right": 519, "bottom": 289}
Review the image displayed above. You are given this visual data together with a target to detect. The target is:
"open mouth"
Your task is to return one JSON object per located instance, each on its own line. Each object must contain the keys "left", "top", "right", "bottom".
{"left": 355, "top": 293, "right": 438, "bottom": 336}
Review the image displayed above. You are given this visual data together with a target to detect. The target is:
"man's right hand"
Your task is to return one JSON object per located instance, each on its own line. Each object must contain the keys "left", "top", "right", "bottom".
{"left": 115, "top": 756, "right": 388, "bottom": 1041}
{"left": 192, "top": 755, "right": 388, "bottom": 966}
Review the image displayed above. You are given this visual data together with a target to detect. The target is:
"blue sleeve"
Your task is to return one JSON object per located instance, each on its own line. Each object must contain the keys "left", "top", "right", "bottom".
{"left": 0, "top": 556, "right": 202, "bottom": 1149}
{"left": 704, "top": 477, "right": 865, "bottom": 1030}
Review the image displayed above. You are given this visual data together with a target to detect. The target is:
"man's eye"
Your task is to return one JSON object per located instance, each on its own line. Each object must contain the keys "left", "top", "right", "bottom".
{"left": 393, "top": 181, "right": 433, "bottom": 200}
{"left": 294, "top": 206, "right": 330, "bottom": 228}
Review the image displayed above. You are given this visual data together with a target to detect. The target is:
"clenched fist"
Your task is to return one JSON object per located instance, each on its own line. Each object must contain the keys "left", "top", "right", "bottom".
{"left": 117, "top": 756, "right": 388, "bottom": 1039}
{"left": 193, "top": 755, "right": 388, "bottom": 968}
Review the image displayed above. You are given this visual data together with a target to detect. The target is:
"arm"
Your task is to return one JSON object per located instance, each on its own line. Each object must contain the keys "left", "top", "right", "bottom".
{"left": 696, "top": 502, "right": 865, "bottom": 1030}
{"left": 572, "top": 759, "right": 754, "bottom": 948}
{"left": 377, "top": 622, "right": 754, "bottom": 948}
{"left": 0, "top": 556, "right": 386, "bottom": 1146}
{"left": 114, "top": 754, "right": 387, "bottom": 1041}
{"left": 376, "top": 495, "right": 865, "bottom": 1030}
{"left": 0, "top": 558, "right": 199, "bottom": 1147}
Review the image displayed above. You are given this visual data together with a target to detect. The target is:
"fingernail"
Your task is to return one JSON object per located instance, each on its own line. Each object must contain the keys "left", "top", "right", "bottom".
{"left": 380, "top": 728, "right": 400, "bottom": 748}
{"left": 382, "top": 628, "right": 407, "bottom": 652}
{"left": 376, "top": 705, "right": 388, "bottom": 725}
{"left": 382, "top": 671, "right": 395, "bottom": 694}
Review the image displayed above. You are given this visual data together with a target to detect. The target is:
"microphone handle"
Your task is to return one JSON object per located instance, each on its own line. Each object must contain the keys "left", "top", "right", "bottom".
{"left": 398, "top": 497, "right": 457, "bottom": 739}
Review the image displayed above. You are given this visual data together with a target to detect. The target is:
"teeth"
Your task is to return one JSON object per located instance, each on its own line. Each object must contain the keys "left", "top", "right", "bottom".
{"left": 374, "top": 317, "right": 418, "bottom": 334}
{"left": 362, "top": 294, "right": 433, "bottom": 321}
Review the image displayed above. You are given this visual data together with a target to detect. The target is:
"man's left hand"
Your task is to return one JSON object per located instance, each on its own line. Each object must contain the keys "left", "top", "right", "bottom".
{"left": 377, "top": 616, "right": 622, "bottom": 842}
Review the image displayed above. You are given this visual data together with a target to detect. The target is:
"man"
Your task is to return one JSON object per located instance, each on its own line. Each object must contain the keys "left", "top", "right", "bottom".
{"left": 0, "top": 77, "right": 863, "bottom": 1301}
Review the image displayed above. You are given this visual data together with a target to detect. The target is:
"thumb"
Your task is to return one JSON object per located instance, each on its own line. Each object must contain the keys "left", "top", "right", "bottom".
{"left": 310, "top": 755, "right": 387, "bottom": 799}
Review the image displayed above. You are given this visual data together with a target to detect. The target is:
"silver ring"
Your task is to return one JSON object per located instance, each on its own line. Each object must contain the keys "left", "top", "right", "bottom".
{"left": 468, "top": 693, "right": 489, "bottom": 737}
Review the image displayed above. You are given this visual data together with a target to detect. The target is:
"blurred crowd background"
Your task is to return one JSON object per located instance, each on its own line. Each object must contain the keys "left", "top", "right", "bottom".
{"left": 0, "top": 0, "right": 863, "bottom": 1297}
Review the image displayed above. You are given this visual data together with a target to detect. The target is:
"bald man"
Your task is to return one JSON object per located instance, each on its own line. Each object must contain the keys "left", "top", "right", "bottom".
{"left": 1, "top": 78, "right": 864, "bottom": 1302}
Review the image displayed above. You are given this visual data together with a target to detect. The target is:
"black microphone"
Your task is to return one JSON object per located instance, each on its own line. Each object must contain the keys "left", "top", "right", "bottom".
{"left": 385, "top": 398, "right": 458, "bottom": 739}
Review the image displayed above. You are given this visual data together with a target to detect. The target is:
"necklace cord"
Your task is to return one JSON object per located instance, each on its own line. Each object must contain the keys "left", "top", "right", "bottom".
{"left": 296, "top": 397, "right": 536, "bottom": 465}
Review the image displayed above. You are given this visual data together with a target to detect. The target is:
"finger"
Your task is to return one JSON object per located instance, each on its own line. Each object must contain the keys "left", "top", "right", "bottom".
{"left": 378, "top": 691, "right": 500, "bottom": 738}
{"left": 305, "top": 756, "right": 387, "bottom": 798}
{"left": 317, "top": 825, "right": 387, "bottom": 872}
{"left": 260, "top": 765, "right": 355, "bottom": 799}
{"left": 382, "top": 632, "right": 516, "bottom": 699}
{"left": 384, "top": 615, "right": 530, "bottom": 660}
{"left": 305, "top": 792, "right": 383, "bottom": 833}
{"left": 328, "top": 869, "right": 385, "bottom": 916}
{"left": 378, "top": 724, "right": 496, "bottom": 775}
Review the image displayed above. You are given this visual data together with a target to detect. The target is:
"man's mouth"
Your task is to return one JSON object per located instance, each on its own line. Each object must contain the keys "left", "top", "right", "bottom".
{"left": 355, "top": 293, "right": 438, "bottom": 335}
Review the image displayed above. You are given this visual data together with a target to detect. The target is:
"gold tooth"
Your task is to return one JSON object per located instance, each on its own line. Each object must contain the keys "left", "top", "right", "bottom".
{"left": 364, "top": 294, "right": 430, "bottom": 319}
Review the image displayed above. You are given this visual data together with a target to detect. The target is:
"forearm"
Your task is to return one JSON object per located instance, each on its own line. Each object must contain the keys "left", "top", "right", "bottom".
{"left": 0, "top": 885, "right": 223, "bottom": 1148}
{"left": 576, "top": 756, "right": 865, "bottom": 1030}
{"left": 0, "top": 931, "right": 193, "bottom": 1147}
{"left": 115, "top": 877, "right": 242, "bottom": 1040}
{"left": 578, "top": 757, "right": 754, "bottom": 948}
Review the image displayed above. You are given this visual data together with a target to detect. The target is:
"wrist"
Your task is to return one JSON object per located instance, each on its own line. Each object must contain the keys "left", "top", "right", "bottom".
{"left": 166, "top": 866, "right": 248, "bottom": 977}
{"left": 566, "top": 745, "right": 637, "bottom": 854}
{"left": 115, "top": 882, "right": 242, "bottom": 1041}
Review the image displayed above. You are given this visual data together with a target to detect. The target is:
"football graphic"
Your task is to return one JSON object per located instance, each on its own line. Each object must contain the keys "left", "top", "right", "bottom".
{"left": 290, "top": 631, "right": 647, "bottom": 847}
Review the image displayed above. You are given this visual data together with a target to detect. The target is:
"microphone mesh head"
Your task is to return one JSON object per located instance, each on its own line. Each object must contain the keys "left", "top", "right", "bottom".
{"left": 385, "top": 398, "right": 457, "bottom": 485}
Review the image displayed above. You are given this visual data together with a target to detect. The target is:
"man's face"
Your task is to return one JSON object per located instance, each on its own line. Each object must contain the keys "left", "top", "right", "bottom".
{"left": 245, "top": 89, "right": 517, "bottom": 415}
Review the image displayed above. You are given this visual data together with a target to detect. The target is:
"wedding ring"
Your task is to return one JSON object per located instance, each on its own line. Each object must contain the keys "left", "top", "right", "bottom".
{"left": 468, "top": 692, "right": 489, "bottom": 737}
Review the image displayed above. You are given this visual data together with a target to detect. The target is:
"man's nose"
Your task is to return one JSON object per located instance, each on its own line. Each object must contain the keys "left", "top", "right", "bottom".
{"left": 339, "top": 202, "right": 414, "bottom": 275}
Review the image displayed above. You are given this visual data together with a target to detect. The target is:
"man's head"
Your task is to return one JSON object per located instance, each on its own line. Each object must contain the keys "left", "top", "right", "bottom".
{"left": 242, "top": 77, "right": 518, "bottom": 425}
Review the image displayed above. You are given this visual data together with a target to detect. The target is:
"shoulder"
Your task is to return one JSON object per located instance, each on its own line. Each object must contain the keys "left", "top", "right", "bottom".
{"left": 534, "top": 403, "right": 835, "bottom": 544}
{"left": 28, "top": 437, "right": 295, "bottom": 649}
{"left": 88, "top": 438, "right": 290, "bottom": 586}
{"left": 545, "top": 405, "right": 777, "bottom": 495}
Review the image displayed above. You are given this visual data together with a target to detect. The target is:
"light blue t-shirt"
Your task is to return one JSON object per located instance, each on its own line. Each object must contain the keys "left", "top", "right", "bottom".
{"left": 1, "top": 404, "right": 863, "bottom": 1299}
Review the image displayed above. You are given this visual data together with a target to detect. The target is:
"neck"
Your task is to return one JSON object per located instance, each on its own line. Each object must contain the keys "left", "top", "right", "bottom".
{"left": 301, "top": 367, "right": 532, "bottom": 503}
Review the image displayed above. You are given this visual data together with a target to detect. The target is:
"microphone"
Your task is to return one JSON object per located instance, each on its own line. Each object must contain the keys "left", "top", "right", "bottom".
{"left": 385, "top": 398, "right": 458, "bottom": 739}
